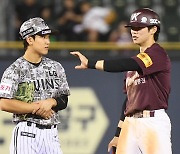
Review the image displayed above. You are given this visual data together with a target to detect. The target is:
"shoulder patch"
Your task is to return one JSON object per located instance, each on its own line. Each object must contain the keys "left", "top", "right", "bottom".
{"left": 137, "top": 53, "right": 153, "bottom": 68}
{"left": 0, "top": 82, "right": 12, "bottom": 94}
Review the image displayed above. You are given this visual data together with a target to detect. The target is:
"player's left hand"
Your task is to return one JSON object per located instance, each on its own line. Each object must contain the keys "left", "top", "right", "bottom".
{"left": 108, "top": 136, "right": 119, "bottom": 152}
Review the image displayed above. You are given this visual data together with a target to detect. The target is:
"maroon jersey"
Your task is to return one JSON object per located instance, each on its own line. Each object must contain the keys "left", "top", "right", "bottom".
{"left": 124, "top": 43, "right": 171, "bottom": 115}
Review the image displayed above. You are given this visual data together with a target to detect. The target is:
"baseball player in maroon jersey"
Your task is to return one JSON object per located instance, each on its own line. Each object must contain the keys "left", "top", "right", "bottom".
{"left": 71, "top": 8, "right": 172, "bottom": 154}
{"left": 0, "top": 17, "right": 70, "bottom": 154}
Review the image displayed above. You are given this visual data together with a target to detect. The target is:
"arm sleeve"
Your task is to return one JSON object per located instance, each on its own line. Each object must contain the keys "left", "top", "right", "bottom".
{"left": 115, "top": 97, "right": 127, "bottom": 137}
{"left": 104, "top": 58, "right": 142, "bottom": 73}
{"left": 52, "top": 94, "right": 68, "bottom": 112}
{"left": 120, "top": 97, "right": 127, "bottom": 121}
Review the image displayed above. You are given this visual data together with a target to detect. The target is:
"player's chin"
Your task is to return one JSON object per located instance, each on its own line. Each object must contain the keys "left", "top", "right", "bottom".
{"left": 42, "top": 49, "right": 49, "bottom": 55}
{"left": 132, "top": 40, "right": 141, "bottom": 45}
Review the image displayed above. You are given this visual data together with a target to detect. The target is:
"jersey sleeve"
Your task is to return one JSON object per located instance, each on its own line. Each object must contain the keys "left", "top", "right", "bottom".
{"left": 0, "top": 67, "right": 19, "bottom": 99}
{"left": 132, "top": 45, "right": 170, "bottom": 75}
{"left": 56, "top": 63, "right": 70, "bottom": 96}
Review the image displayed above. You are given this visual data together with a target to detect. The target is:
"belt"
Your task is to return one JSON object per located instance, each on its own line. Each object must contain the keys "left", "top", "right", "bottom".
{"left": 26, "top": 114, "right": 44, "bottom": 119}
{"left": 127, "top": 110, "right": 155, "bottom": 118}
{"left": 26, "top": 121, "right": 57, "bottom": 129}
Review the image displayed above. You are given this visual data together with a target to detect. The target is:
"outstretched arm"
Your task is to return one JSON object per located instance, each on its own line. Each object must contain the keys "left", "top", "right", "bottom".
{"left": 70, "top": 51, "right": 104, "bottom": 70}
{"left": 70, "top": 51, "right": 142, "bottom": 72}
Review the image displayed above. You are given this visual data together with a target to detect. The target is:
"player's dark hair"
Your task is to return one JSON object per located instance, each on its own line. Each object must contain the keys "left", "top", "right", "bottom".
{"left": 148, "top": 26, "right": 160, "bottom": 41}
{"left": 23, "top": 35, "right": 36, "bottom": 51}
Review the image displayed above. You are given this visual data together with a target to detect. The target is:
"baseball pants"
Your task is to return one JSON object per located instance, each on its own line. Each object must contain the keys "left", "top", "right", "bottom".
{"left": 10, "top": 121, "right": 63, "bottom": 154}
{"left": 116, "top": 109, "right": 172, "bottom": 154}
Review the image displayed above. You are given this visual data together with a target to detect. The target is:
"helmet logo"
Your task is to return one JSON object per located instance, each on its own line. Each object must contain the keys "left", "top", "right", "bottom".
{"left": 22, "top": 27, "right": 35, "bottom": 38}
{"left": 130, "top": 12, "right": 141, "bottom": 21}
{"left": 41, "top": 30, "right": 51, "bottom": 35}
{"left": 150, "top": 19, "right": 160, "bottom": 24}
{"left": 141, "top": 17, "right": 148, "bottom": 23}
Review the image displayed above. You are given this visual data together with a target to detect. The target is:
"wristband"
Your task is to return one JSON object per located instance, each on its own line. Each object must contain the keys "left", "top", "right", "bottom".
{"left": 87, "top": 60, "right": 97, "bottom": 69}
{"left": 115, "top": 127, "right": 121, "bottom": 137}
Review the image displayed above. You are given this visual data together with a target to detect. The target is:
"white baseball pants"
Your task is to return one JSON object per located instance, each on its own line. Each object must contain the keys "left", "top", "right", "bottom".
{"left": 116, "top": 109, "right": 172, "bottom": 154}
{"left": 10, "top": 121, "right": 63, "bottom": 154}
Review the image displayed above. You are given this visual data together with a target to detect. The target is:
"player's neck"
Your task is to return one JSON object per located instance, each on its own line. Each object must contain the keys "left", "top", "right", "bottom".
{"left": 23, "top": 49, "right": 42, "bottom": 63}
{"left": 139, "top": 39, "right": 155, "bottom": 53}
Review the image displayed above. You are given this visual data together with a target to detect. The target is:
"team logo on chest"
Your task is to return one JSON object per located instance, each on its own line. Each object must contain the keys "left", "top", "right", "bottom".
{"left": 34, "top": 71, "right": 60, "bottom": 91}
{"left": 126, "top": 71, "right": 145, "bottom": 88}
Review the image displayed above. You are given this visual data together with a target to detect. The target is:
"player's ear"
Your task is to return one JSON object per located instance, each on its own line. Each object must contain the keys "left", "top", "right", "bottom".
{"left": 26, "top": 36, "right": 34, "bottom": 45}
{"left": 150, "top": 26, "right": 157, "bottom": 35}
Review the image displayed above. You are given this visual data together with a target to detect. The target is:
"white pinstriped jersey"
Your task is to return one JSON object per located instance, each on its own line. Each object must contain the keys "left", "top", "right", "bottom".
{"left": 0, "top": 56, "right": 70, "bottom": 125}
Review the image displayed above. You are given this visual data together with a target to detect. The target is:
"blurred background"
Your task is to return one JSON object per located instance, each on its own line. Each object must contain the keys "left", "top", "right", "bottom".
{"left": 0, "top": 0, "right": 180, "bottom": 154}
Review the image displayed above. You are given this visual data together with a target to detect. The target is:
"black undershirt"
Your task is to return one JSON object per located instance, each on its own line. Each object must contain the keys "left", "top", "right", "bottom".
{"left": 29, "top": 61, "right": 41, "bottom": 67}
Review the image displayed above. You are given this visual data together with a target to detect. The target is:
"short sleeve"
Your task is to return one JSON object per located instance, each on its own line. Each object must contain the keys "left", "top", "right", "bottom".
{"left": 132, "top": 44, "right": 170, "bottom": 75}
{"left": 0, "top": 68, "right": 19, "bottom": 98}
{"left": 56, "top": 63, "right": 70, "bottom": 96}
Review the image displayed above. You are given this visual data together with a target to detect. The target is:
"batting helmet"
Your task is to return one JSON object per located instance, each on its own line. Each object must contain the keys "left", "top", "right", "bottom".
{"left": 125, "top": 8, "right": 160, "bottom": 28}
{"left": 19, "top": 17, "right": 58, "bottom": 40}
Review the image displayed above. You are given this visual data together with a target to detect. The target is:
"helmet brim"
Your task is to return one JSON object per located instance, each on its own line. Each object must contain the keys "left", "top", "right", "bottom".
{"left": 125, "top": 22, "right": 149, "bottom": 28}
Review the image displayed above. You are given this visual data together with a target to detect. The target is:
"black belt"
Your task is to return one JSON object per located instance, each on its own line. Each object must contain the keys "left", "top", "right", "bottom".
{"left": 127, "top": 110, "right": 155, "bottom": 118}
{"left": 26, "top": 114, "right": 44, "bottom": 119}
{"left": 26, "top": 121, "right": 57, "bottom": 129}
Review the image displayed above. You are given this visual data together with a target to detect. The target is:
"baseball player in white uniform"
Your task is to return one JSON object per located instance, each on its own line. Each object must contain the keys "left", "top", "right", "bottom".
{"left": 0, "top": 17, "right": 70, "bottom": 154}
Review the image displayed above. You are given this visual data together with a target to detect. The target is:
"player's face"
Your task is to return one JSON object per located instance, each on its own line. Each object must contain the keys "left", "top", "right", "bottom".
{"left": 130, "top": 27, "right": 153, "bottom": 46}
{"left": 32, "top": 34, "right": 50, "bottom": 55}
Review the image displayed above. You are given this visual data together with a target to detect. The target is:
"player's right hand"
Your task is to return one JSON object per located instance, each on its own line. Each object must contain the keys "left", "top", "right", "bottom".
{"left": 108, "top": 136, "right": 119, "bottom": 152}
{"left": 70, "top": 51, "right": 88, "bottom": 69}
{"left": 39, "top": 109, "right": 54, "bottom": 119}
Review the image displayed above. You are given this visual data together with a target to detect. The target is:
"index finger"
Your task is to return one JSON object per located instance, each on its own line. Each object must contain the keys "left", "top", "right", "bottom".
{"left": 70, "top": 51, "right": 80, "bottom": 56}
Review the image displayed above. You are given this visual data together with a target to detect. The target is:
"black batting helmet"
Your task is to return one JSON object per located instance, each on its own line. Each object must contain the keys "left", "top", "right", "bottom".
{"left": 125, "top": 8, "right": 160, "bottom": 28}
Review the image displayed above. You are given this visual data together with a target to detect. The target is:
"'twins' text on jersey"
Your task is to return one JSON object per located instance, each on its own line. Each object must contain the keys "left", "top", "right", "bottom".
{"left": 0, "top": 57, "right": 70, "bottom": 125}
